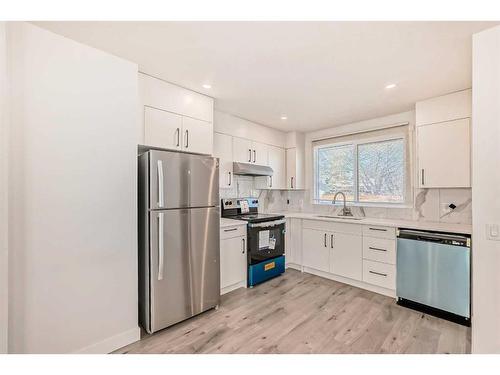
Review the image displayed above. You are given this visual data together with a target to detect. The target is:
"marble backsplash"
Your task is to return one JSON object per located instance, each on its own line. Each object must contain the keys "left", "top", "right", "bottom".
{"left": 220, "top": 175, "right": 472, "bottom": 225}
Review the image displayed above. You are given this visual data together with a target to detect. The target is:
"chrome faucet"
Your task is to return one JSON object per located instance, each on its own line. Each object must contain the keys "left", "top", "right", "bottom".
{"left": 332, "top": 192, "right": 353, "bottom": 217}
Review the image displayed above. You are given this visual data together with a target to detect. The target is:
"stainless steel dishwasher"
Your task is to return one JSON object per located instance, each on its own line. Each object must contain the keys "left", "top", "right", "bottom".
{"left": 396, "top": 229, "right": 471, "bottom": 325}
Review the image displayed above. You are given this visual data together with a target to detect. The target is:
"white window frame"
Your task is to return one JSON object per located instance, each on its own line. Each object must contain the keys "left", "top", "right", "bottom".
{"left": 313, "top": 134, "right": 408, "bottom": 206}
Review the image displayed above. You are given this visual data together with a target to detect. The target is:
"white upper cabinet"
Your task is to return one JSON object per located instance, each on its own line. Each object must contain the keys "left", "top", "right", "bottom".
{"left": 139, "top": 73, "right": 213, "bottom": 122}
{"left": 255, "top": 145, "right": 285, "bottom": 189}
{"left": 213, "top": 132, "right": 233, "bottom": 189}
{"left": 144, "top": 107, "right": 182, "bottom": 151}
{"left": 252, "top": 141, "right": 269, "bottom": 166}
{"left": 182, "top": 117, "right": 213, "bottom": 155}
{"left": 417, "top": 118, "right": 471, "bottom": 188}
{"left": 285, "top": 131, "right": 305, "bottom": 190}
{"left": 268, "top": 145, "right": 286, "bottom": 189}
{"left": 139, "top": 73, "right": 214, "bottom": 155}
{"left": 416, "top": 89, "right": 472, "bottom": 188}
{"left": 232, "top": 137, "right": 253, "bottom": 163}
{"left": 232, "top": 137, "right": 269, "bottom": 166}
{"left": 286, "top": 148, "right": 305, "bottom": 189}
{"left": 416, "top": 89, "right": 472, "bottom": 126}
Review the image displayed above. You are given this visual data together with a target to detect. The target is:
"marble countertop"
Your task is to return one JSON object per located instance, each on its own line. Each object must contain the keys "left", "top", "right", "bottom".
{"left": 220, "top": 217, "right": 247, "bottom": 228}
{"left": 270, "top": 212, "right": 472, "bottom": 235}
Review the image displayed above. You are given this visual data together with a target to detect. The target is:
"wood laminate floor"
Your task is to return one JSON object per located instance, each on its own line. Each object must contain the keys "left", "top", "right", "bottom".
{"left": 115, "top": 269, "right": 470, "bottom": 354}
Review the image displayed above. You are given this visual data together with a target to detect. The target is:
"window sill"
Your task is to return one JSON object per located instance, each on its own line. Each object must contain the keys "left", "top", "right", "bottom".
{"left": 312, "top": 201, "right": 414, "bottom": 209}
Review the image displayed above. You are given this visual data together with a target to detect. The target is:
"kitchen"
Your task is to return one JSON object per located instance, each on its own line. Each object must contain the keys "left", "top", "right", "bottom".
{"left": 1, "top": 15, "right": 500, "bottom": 365}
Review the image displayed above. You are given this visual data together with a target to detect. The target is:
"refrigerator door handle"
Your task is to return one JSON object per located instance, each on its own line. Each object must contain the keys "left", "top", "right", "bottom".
{"left": 157, "top": 160, "right": 164, "bottom": 207}
{"left": 158, "top": 212, "right": 164, "bottom": 281}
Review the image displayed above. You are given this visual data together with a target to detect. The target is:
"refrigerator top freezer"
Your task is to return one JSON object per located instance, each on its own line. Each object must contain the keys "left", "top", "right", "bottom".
{"left": 146, "top": 149, "right": 219, "bottom": 211}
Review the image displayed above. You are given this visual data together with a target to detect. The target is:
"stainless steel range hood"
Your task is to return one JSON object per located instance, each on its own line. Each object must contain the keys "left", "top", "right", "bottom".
{"left": 232, "top": 162, "right": 274, "bottom": 176}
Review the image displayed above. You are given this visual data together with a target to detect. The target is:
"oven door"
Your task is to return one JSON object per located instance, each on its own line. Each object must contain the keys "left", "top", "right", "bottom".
{"left": 247, "top": 219, "right": 286, "bottom": 265}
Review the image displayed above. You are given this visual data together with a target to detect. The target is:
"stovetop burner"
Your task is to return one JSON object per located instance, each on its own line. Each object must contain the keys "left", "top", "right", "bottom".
{"left": 221, "top": 198, "right": 284, "bottom": 223}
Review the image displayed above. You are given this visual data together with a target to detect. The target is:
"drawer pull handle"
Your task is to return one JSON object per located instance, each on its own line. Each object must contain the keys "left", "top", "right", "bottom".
{"left": 369, "top": 227, "right": 387, "bottom": 232}
{"left": 369, "top": 246, "right": 387, "bottom": 252}
{"left": 369, "top": 270, "right": 387, "bottom": 277}
{"left": 224, "top": 228, "right": 238, "bottom": 232}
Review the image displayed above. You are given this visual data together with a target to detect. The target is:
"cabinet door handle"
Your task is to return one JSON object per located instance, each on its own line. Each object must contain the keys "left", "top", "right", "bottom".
{"left": 331, "top": 234, "right": 334, "bottom": 248}
{"left": 228, "top": 171, "right": 232, "bottom": 186}
{"left": 185, "top": 130, "right": 189, "bottom": 148}
{"left": 324, "top": 233, "right": 327, "bottom": 248}
{"left": 242, "top": 238, "right": 246, "bottom": 254}
{"left": 291, "top": 177, "right": 294, "bottom": 189}
{"left": 224, "top": 228, "right": 238, "bottom": 232}
{"left": 175, "top": 127, "right": 180, "bottom": 147}
{"left": 369, "top": 270, "right": 387, "bottom": 277}
{"left": 248, "top": 149, "right": 252, "bottom": 162}
{"left": 421, "top": 169, "right": 425, "bottom": 186}
{"left": 369, "top": 227, "right": 387, "bottom": 232}
{"left": 369, "top": 246, "right": 387, "bottom": 252}
{"left": 253, "top": 149, "right": 256, "bottom": 163}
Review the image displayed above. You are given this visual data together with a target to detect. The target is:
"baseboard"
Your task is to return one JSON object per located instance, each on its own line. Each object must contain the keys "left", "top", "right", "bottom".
{"left": 221, "top": 280, "right": 246, "bottom": 295}
{"left": 286, "top": 263, "right": 302, "bottom": 271}
{"left": 73, "top": 326, "right": 141, "bottom": 354}
{"left": 302, "top": 266, "right": 396, "bottom": 298}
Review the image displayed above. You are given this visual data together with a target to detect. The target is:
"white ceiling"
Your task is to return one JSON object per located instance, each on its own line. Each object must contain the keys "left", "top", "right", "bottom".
{"left": 35, "top": 21, "right": 498, "bottom": 132}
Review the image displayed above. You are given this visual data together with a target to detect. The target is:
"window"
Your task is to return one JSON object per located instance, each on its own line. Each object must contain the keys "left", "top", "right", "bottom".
{"left": 314, "top": 128, "right": 408, "bottom": 205}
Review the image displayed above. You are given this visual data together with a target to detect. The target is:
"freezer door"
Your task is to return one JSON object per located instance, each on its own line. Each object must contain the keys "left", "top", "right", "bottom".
{"left": 396, "top": 238, "right": 470, "bottom": 318}
{"left": 148, "top": 207, "right": 220, "bottom": 333}
{"left": 149, "top": 150, "right": 219, "bottom": 209}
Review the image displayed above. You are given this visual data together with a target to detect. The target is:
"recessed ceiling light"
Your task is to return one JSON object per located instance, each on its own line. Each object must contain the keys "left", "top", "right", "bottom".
{"left": 280, "top": 116, "right": 288, "bottom": 120}
{"left": 385, "top": 83, "right": 397, "bottom": 89}
{"left": 202, "top": 84, "right": 212, "bottom": 89}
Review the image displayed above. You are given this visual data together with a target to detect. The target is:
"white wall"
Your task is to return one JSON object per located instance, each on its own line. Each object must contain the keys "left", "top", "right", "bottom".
{"left": 7, "top": 22, "right": 140, "bottom": 353}
{"left": 472, "top": 25, "right": 500, "bottom": 353}
{"left": 214, "top": 110, "right": 286, "bottom": 148}
{"left": 0, "top": 21, "right": 9, "bottom": 354}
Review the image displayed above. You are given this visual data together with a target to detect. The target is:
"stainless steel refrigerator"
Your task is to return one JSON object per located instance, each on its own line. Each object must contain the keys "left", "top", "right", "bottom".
{"left": 138, "top": 149, "right": 220, "bottom": 334}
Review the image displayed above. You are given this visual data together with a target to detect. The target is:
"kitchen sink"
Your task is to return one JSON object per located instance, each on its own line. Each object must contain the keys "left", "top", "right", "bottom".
{"left": 315, "top": 215, "right": 364, "bottom": 220}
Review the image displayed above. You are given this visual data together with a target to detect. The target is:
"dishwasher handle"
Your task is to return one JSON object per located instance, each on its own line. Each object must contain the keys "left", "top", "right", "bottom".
{"left": 398, "top": 229, "right": 470, "bottom": 247}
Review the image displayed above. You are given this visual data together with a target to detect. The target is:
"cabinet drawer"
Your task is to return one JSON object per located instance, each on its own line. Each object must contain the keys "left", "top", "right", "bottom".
{"left": 220, "top": 225, "right": 246, "bottom": 240}
{"left": 362, "top": 260, "right": 395, "bottom": 290}
{"left": 362, "top": 225, "right": 395, "bottom": 240}
{"left": 363, "top": 237, "right": 396, "bottom": 264}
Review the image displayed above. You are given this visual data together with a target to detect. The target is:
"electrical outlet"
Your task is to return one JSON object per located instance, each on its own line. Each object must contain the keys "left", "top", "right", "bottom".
{"left": 441, "top": 203, "right": 453, "bottom": 214}
{"left": 487, "top": 224, "right": 500, "bottom": 241}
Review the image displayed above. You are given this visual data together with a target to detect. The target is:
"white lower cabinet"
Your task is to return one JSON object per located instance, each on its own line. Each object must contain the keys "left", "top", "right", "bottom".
{"left": 298, "top": 220, "right": 396, "bottom": 295}
{"left": 362, "top": 260, "right": 396, "bottom": 290}
{"left": 285, "top": 218, "right": 302, "bottom": 268}
{"left": 361, "top": 225, "right": 396, "bottom": 290}
{"left": 220, "top": 226, "right": 247, "bottom": 295}
{"left": 330, "top": 232, "right": 362, "bottom": 281}
{"left": 302, "top": 228, "right": 330, "bottom": 273}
